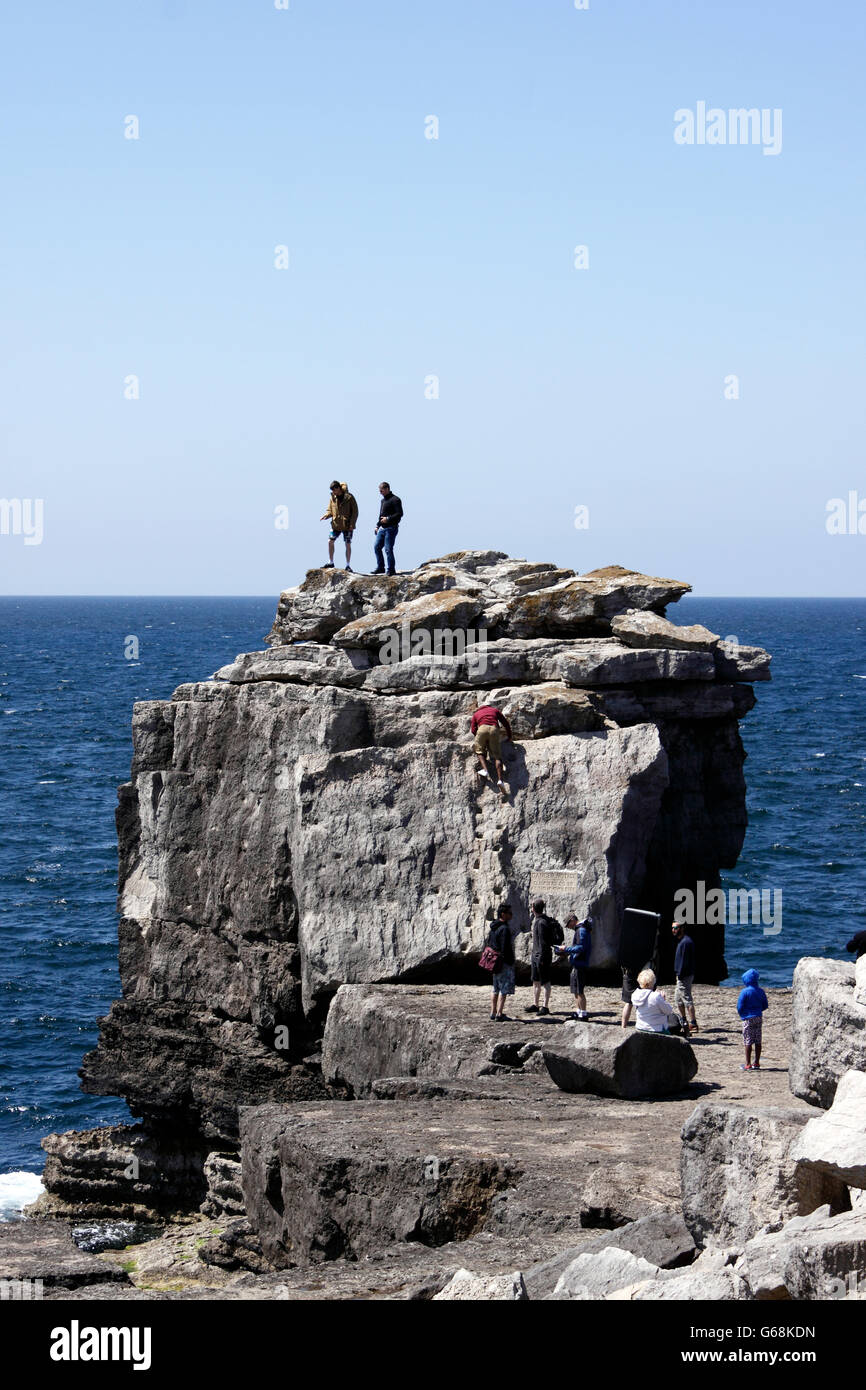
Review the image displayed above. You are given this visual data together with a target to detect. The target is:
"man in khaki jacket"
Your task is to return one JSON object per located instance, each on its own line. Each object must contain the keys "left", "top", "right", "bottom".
{"left": 320, "top": 480, "right": 359, "bottom": 571}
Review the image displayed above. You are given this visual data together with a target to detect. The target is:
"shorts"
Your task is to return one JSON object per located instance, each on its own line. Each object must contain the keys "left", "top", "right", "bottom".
{"left": 621, "top": 968, "right": 639, "bottom": 1003}
{"left": 329, "top": 528, "right": 354, "bottom": 543}
{"left": 474, "top": 724, "right": 502, "bottom": 759}
{"left": 531, "top": 954, "right": 553, "bottom": 985}
{"left": 674, "top": 975, "right": 694, "bottom": 1009}
{"left": 742, "top": 1016, "right": 763, "bottom": 1047}
{"left": 570, "top": 966, "right": 586, "bottom": 996}
{"left": 492, "top": 964, "right": 515, "bottom": 996}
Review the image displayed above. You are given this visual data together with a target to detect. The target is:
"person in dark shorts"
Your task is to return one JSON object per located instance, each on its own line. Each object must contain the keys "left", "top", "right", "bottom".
{"left": 320, "top": 480, "right": 359, "bottom": 571}
{"left": 621, "top": 965, "right": 640, "bottom": 1028}
{"left": 525, "top": 899, "right": 558, "bottom": 1015}
{"left": 554, "top": 913, "right": 593, "bottom": 1020}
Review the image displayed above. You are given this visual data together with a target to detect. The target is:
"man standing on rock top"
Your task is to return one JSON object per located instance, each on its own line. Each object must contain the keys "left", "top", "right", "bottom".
{"left": 320, "top": 480, "right": 359, "bottom": 571}
{"left": 372, "top": 481, "right": 403, "bottom": 576}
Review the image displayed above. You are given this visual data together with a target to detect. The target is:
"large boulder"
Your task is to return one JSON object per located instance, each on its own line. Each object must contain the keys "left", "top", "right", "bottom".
{"left": 523, "top": 1211, "right": 695, "bottom": 1300}
{"left": 552, "top": 1247, "right": 666, "bottom": 1300}
{"left": 681, "top": 1102, "right": 849, "bottom": 1248}
{"left": 789, "top": 957, "right": 866, "bottom": 1108}
{"left": 735, "top": 1205, "right": 866, "bottom": 1300}
{"left": 543, "top": 1025, "right": 698, "bottom": 1099}
{"left": 611, "top": 610, "right": 719, "bottom": 651}
{"left": 790, "top": 1069, "right": 866, "bottom": 1189}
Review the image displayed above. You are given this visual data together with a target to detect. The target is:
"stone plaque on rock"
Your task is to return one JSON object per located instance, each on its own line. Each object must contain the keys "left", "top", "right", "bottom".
{"left": 530, "top": 870, "right": 580, "bottom": 898}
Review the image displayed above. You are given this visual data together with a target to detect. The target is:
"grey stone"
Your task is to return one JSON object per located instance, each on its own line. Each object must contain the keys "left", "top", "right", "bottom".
{"left": 0, "top": 1221, "right": 131, "bottom": 1290}
{"left": 552, "top": 1246, "right": 663, "bottom": 1299}
{"left": 543, "top": 1025, "right": 698, "bottom": 1099}
{"left": 200, "top": 1152, "right": 245, "bottom": 1217}
{"left": 432, "top": 1268, "right": 528, "bottom": 1300}
{"left": 855, "top": 955, "right": 866, "bottom": 1008}
{"left": 611, "top": 610, "right": 720, "bottom": 651}
{"left": 790, "top": 1069, "right": 866, "bottom": 1188}
{"left": 789, "top": 957, "right": 866, "bottom": 1108}
{"left": 681, "top": 1102, "right": 848, "bottom": 1249}
{"left": 735, "top": 1205, "right": 866, "bottom": 1300}
{"left": 523, "top": 1210, "right": 695, "bottom": 1299}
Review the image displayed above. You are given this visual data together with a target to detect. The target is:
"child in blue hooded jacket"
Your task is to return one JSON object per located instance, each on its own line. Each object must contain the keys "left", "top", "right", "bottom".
{"left": 736, "top": 969, "right": 769, "bottom": 1071}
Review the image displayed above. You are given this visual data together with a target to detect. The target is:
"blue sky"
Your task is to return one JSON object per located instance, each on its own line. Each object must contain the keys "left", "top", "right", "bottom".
{"left": 2, "top": 0, "right": 864, "bottom": 595}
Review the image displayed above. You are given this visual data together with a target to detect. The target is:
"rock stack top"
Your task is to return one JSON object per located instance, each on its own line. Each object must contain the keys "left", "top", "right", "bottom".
{"left": 265, "top": 553, "right": 694, "bottom": 647}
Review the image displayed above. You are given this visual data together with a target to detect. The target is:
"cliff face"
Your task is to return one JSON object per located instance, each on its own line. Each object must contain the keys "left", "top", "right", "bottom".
{"left": 80, "top": 553, "right": 769, "bottom": 1143}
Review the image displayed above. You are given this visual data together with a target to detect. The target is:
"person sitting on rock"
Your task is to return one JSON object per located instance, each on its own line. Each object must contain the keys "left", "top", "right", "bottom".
{"left": 554, "top": 914, "right": 593, "bottom": 1020}
{"left": 736, "top": 968, "right": 769, "bottom": 1071}
{"left": 671, "top": 921, "right": 698, "bottom": 1035}
{"left": 631, "top": 969, "right": 680, "bottom": 1034}
{"left": 372, "top": 481, "right": 403, "bottom": 576}
{"left": 525, "top": 899, "right": 558, "bottom": 1016}
{"left": 488, "top": 904, "right": 518, "bottom": 1022}
{"left": 320, "top": 480, "right": 359, "bottom": 571}
{"left": 471, "top": 700, "right": 512, "bottom": 798}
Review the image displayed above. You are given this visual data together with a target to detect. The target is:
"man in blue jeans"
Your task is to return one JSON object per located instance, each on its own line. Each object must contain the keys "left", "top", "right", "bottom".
{"left": 372, "top": 482, "right": 403, "bottom": 575}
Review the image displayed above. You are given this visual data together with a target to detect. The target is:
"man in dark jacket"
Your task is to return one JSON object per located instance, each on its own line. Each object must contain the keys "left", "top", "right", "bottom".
{"left": 671, "top": 921, "right": 698, "bottom": 1034}
{"left": 372, "top": 482, "right": 403, "bottom": 576}
{"left": 525, "top": 899, "right": 559, "bottom": 1016}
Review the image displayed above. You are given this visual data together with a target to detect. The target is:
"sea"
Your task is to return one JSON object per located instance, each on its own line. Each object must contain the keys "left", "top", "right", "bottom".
{"left": 1, "top": 595, "right": 864, "bottom": 1216}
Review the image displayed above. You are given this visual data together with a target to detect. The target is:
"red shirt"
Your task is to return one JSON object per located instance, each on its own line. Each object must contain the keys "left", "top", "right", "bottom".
{"left": 471, "top": 705, "right": 512, "bottom": 739}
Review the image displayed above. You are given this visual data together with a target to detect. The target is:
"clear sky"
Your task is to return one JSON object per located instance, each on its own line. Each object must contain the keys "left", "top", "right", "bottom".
{"left": 2, "top": 0, "right": 864, "bottom": 596}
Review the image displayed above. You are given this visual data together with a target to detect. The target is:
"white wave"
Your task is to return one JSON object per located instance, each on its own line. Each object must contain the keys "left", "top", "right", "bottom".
{"left": 0, "top": 1171, "right": 44, "bottom": 1221}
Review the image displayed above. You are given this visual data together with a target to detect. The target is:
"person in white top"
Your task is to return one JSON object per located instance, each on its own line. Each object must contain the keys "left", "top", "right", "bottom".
{"left": 631, "top": 968, "right": 679, "bottom": 1034}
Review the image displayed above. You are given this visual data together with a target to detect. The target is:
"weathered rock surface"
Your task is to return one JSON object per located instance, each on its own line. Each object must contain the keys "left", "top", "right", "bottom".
{"left": 201, "top": 1152, "right": 245, "bottom": 1217}
{"left": 611, "top": 610, "right": 719, "bottom": 652}
{"left": 681, "top": 1102, "right": 849, "bottom": 1248}
{"left": 432, "top": 1268, "right": 527, "bottom": 1300}
{"left": 790, "top": 1069, "right": 866, "bottom": 1188}
{"left": 789, "top": 957, "right": 866, "bottom": 1108}
{"left": 28, "top": 1124, "right": 208, "bottom": 1220}
{"left": 552, "top": 1246, "right": 666, "bottom": 1299}
{"left": 734, "top": 1204, "right": 866, "bottom": 1300}
{"left": 543, "top": 1026, "right": 698, "bottom": 1098}
{"left": 54, "top": 552, "right": 769, "bottom": 1213}
{"left": 0, "top": 1220, "right": 131, "bottom": 1290}
{"left": 322, "top": 984, "right": 580, "bottom": 1095}
{"left": 523, "top": 1211, "right": 695, "bottom": 1299}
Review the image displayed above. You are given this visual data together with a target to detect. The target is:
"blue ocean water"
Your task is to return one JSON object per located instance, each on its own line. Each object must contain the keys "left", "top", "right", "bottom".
{"left": 1, "top": 595, "right": 864, "bottom": 1195}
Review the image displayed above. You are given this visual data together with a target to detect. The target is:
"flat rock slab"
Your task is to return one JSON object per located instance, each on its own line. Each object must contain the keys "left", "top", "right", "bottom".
{"left": 790, "top": 1068, "right": 866, "bottom": 1188}
{"left": 239, "top": 1093, "right": 690, "bottom": 1268}
{"left": 0, "top": 1221, "right": 131, "bottom": 1290}
{"left": 322, "top": 983, "right": 584, "bottom": 1095}
{"left": 543, "top": 1025, "right": 698, "bottom": 1098}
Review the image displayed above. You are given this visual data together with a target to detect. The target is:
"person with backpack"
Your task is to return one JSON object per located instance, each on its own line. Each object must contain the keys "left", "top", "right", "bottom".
{"left": 320, "top": 480, "right": 359, "bottom": 571}
{"left": 482, "top": 904, "right": 518, "bottom": 1022}
{"left": 524, "top": 899, "right": 562, "bottom": 1016}
{"left": 372, "top": 481, "right": 403, "bottom": 576}
{"left": 554, "top": 914, "right": 593, "bottom": 1020}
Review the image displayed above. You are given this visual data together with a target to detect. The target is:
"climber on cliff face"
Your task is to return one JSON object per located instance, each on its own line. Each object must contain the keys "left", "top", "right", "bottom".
{"left": 320, "top": 480, "right": 359, "bottom": 571}
{"left": 471, "top": 700, "right": 512, "bottom": 799}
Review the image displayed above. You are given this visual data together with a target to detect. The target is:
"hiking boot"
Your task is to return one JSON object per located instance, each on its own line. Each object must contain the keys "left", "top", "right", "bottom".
{"left": 371, "top": 568, "right": 386, "bottom": 575}
{"left": 538, "top": 1006, "right": 550, "bottom": 1017}
{"left": 344, "top": 565, "right": 353, "bottom": 573}
{"left": 489, "top": 1011, "right": 497, "bottom": 1021}
{"left": 498, "top": 1013, "right": 510, "bottom": 1022}
{"left": 322, "top": 562, "right": 335, "bottom": 569}
{"left": 524, "top": 1004, "right": 538, "bottom": 1013}
{"left": 578, "top": 1011, "right": 589, "bottom": 1021}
